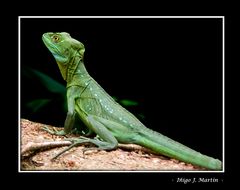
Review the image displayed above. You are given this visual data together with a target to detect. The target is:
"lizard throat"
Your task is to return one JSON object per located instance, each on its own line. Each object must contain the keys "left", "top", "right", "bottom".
{"left": 56, "top": 61, "right": 68, "bottom": 81}
{"left": 58, "top": 57, "right": 88, "bottom": 83}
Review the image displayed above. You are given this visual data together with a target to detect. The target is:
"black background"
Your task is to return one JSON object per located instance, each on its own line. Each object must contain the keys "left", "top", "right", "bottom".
{"left": 20, "top": 17, "right": 223, "bottom": 161}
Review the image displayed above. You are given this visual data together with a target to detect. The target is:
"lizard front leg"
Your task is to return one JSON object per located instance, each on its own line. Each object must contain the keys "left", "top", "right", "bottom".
{"left": 42, "top": 87, "right": 78, "bottom": 136}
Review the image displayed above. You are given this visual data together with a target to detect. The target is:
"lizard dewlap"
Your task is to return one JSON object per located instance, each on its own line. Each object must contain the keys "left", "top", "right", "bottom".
{"left": 42, "top": 32, "right": 222, "bottom": 170}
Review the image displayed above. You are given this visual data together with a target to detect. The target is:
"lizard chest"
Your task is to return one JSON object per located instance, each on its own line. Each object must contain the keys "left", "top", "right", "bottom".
{"left": 75, "top": 83, "right": 114, "bottom": 118}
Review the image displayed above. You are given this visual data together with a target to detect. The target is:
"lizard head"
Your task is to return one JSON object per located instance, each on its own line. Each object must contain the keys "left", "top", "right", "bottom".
{"left": 42, "top": 32, "right": 85, "bottom": 63}
{"left": 42, "top": 32, "right": 85, "bottom": 80}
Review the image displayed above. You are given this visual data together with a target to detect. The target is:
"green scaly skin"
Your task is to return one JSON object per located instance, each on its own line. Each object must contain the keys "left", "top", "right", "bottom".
{"left": 42, "top": 32, "right": 222, "bottom": 170}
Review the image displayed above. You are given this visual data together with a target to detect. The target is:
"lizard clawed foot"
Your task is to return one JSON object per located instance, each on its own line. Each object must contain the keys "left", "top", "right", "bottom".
{"left": 72, "top": 137, "right": 107, "bottom": 155}
{"left": 42, "top": 125, "right": 67, "bottom": 136}
{"left": 51, "top": 137, "right": 91, "bottom": 160}
{"left": 51, "top": 136, "right": 105, "bottom": 160}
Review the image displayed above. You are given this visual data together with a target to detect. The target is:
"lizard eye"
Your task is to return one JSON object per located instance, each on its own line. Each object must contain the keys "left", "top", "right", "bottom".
{"left": 52, "top": 35, "right": 60, "bottom": 42}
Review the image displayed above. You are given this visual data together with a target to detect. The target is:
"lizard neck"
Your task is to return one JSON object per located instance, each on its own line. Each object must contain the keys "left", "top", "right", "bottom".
{"left": 63, "top": 49, "right": 89, "bottom": 81}
{"left": 66, "top": 55, "right": 91, "bottom": 88}
{"left": 72, "top": 60, "right": 89, "bottom": 78}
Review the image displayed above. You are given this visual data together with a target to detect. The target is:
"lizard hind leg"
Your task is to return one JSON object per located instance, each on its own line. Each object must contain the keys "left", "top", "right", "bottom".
{"left": 84, "top": 115, "right": 118, "bottom": 150}
{"left": 51, "top": 115, "right": 118, "bottom": 159}
{"left": 69, "top": 115, "right": 119, "bottom": 154}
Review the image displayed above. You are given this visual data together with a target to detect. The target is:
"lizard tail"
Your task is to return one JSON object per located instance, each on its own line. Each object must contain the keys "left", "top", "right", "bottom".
{"left": 135, "top": 129, "right": 222, "bottom": 170}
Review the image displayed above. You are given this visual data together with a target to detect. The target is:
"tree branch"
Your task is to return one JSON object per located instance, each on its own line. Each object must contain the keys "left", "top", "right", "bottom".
{"left": 21, "top": 140, "right": 156, "bottom": 157}
{"left": 21, "top": 141, "right": 72, "bottom": 156}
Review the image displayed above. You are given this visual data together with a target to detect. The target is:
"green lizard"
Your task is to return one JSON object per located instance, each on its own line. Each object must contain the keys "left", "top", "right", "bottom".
{"left": 42, "top": 32, "right": 222, "bottom": 170}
